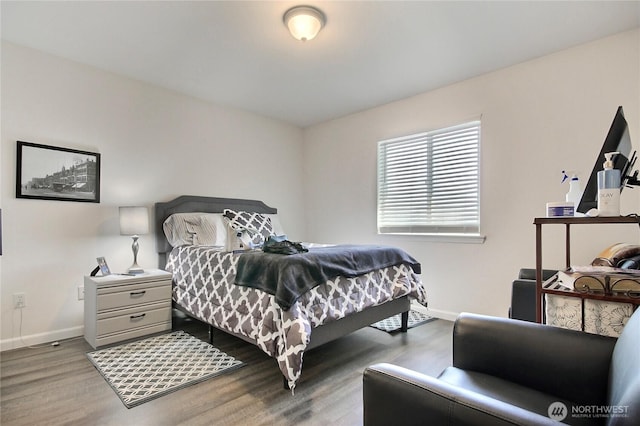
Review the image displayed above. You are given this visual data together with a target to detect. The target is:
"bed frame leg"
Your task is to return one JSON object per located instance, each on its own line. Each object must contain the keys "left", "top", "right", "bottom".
{"left": 400, "top": 310, "right": 409, "bottom": 332}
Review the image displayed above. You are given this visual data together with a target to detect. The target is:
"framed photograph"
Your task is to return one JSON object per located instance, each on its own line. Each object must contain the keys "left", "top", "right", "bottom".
{"left": 97, "top": 257, "right": 111, "bottom": 276}
{"left": 16, "top": 141, "right": 101, "bottom": 203}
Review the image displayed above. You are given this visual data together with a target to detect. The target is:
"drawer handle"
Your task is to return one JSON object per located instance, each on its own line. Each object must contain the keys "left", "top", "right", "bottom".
{"left": 130, "top": 313, "right": 146, "bottom": 321}
{"left": 129, "top": 290, "right": 146, "bottom": 298}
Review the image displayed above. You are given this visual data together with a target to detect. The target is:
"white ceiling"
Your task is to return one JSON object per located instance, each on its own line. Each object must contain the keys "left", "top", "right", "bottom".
{"left": 2, "top": 1, "right": 639, "bottom": 128}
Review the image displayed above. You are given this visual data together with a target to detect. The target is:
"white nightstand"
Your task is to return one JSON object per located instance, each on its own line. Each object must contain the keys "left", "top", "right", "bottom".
{"left": 84, "top": 269, "right": 173, "bottom": 349}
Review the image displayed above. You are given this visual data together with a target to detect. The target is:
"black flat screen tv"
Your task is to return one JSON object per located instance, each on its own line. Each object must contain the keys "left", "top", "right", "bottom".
{"left": 576, "top": 106, "right": 634, "bottom": 214}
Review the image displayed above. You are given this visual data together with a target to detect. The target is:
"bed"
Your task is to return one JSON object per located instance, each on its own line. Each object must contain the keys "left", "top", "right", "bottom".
{"left": 155, "top": 195, "right": 427, "bottom": 390}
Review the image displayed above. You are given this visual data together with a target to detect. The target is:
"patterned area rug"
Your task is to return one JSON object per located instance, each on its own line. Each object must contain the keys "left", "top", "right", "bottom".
{"left": 87, "top": 331, "right": 244, "bottom": 408}
{"left": 370, "top": 309, "right": 436, "bottom": 333}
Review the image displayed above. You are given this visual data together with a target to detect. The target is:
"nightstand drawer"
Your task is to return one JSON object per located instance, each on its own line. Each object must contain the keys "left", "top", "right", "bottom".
{"left": 96, "top": 282, "right": 171, "bottom": 311}
{"left": 96, "top": 304, "right": 172, "bottom": 335}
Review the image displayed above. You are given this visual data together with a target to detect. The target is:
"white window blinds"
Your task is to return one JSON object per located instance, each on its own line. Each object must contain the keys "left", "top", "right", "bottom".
{"left": 377, "top": 121, "right": 481, "bottom": 235}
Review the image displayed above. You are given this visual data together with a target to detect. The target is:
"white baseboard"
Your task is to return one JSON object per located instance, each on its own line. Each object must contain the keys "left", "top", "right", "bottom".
{"left": 1, "top": 326, "right": 84, "bottom": 352}
{"left": 410, "top": 302, "right": 458, "bottom": 322}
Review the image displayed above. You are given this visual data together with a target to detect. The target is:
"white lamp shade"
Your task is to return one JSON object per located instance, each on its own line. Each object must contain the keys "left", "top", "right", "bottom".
{"left": 119, "top": 206, "right": 149, "bottom": 236}
{"left": 284, "top": 6, "right": 325, "bottom": 41}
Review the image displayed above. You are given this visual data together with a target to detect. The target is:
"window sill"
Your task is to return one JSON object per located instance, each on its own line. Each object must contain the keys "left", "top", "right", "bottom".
{"left": 379, "top": 233, "right": 486, "bottom": 244}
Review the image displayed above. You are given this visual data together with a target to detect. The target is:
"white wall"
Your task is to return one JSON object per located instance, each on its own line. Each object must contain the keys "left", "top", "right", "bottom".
{"left": 303, "top": 29, "right": 640, "bottom": 320}
{"left": 0, "top": 42, "right": 305, "bottom": 350}
{"left": 2, "top": 29, "right": 639, "bottom": 349}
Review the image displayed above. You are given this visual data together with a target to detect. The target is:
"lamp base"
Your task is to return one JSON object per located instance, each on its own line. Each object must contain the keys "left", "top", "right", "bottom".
{"left": 127, "top": 235, "right": 144, "bottom": 274}
{"left": 127, "top": 263, "right": 145, "bottom": 275}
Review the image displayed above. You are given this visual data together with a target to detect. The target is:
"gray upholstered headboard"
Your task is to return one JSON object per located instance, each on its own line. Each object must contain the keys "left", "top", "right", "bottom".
{"left": 154, "top": 195, "right": 277, "bottom": 268}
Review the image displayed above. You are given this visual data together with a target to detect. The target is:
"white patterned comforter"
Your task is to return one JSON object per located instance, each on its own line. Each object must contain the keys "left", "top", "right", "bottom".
{"left": 165, "top": 245, "right": 427, "bottom": 390}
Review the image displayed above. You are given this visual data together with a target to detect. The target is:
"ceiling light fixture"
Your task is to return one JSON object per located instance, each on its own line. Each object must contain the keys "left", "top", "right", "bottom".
{"left": 283, "top": 5, "right": 325, "bottom": 42}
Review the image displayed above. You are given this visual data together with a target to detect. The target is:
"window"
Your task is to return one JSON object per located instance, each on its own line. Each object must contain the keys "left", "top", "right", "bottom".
{"left": 377, "top": 120, "right": 481, "bottom": 238}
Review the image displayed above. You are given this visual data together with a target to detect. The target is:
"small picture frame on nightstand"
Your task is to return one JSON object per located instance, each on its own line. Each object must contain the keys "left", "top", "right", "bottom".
{"left": 96, "top": 257, "right": 111, "bottom": 276}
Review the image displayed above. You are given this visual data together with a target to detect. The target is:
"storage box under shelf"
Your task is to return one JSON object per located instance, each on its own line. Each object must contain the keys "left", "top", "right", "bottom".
{"left": 542, "top": 273, "right": 637, "bottom": 337}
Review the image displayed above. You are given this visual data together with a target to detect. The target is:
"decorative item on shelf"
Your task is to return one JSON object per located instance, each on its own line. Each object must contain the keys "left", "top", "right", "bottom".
{"left": 591, "top": 242, "right": 640, "bottom": 267}
{"left": 562, "top": 170, "right": 582, "bottom": 215}
{"left": 119, "top": 206, "right": 149, "bottom": 275}
{"left": 597, "top": 152, "right": 622, "bottom": 216}
{"left": 546, "top": 201, "right": 574, "bottom": 218}
{"left": 283, "top": 5, "right": 325, "bottom": 41}
{"left": 610, "top": 277, "right": 640, "bottom": 298}
{"left": 558, "top": 266, "right": 640, "bottom": 297}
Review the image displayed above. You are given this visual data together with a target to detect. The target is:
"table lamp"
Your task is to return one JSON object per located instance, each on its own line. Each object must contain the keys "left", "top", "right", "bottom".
{"left": 119, "top": 206, "right": 149, "bottom": 274}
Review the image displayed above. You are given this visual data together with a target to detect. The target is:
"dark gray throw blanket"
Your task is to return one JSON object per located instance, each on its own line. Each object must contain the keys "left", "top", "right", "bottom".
{"left": 234, "top": 245, "right": 421, "bottom": 310}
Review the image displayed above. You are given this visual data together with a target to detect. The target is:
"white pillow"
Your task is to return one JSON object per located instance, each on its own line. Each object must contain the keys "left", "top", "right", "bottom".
{"left": 163, "top": 212, "right": 286, "bottom": 249}
{"left": 163, "top": 213, "right": 226, "bottom": 247}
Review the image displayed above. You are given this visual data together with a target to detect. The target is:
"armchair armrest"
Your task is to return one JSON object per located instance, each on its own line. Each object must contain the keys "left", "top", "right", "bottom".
{"left": 510, "top": 279, "right": 536, "bottom": 321}
{"left": 363, "top": 363, "right": 557, "bottom": 426}
{"left": 510, "top": 269, "right": 557, "bottom": 321}
{"left": 453, "top": 313, "right": 616, "bottom": 404}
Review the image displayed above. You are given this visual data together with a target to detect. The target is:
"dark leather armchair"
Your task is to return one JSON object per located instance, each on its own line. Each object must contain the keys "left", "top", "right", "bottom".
{"left": 363, "top": 309, "right": 639, "bottom": 425}
{"left": 509, "top": 268, "right": 557, "bottom": 322}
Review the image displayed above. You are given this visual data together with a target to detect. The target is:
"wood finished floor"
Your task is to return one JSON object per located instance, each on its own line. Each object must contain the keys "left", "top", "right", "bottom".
{"left": 1, "top": 314, "right": 453, "bottom": 426}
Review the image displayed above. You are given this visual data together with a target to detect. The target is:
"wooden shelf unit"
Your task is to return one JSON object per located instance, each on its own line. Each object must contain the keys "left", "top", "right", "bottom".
{"left": 534, "top": 216, "right": 640, "bottom": 323}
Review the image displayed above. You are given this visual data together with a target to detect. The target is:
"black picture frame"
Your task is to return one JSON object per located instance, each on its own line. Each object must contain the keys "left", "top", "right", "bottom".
{"left": 16, "top": 141, "right": 101, "bottom": 203}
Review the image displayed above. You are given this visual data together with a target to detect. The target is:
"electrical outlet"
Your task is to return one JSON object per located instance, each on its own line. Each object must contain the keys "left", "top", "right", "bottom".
{"left": 78, "top": 285, "right": 84, "bottom": 301}
{"left": 13, "top": 293, "right": 26, "bottom": 309}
